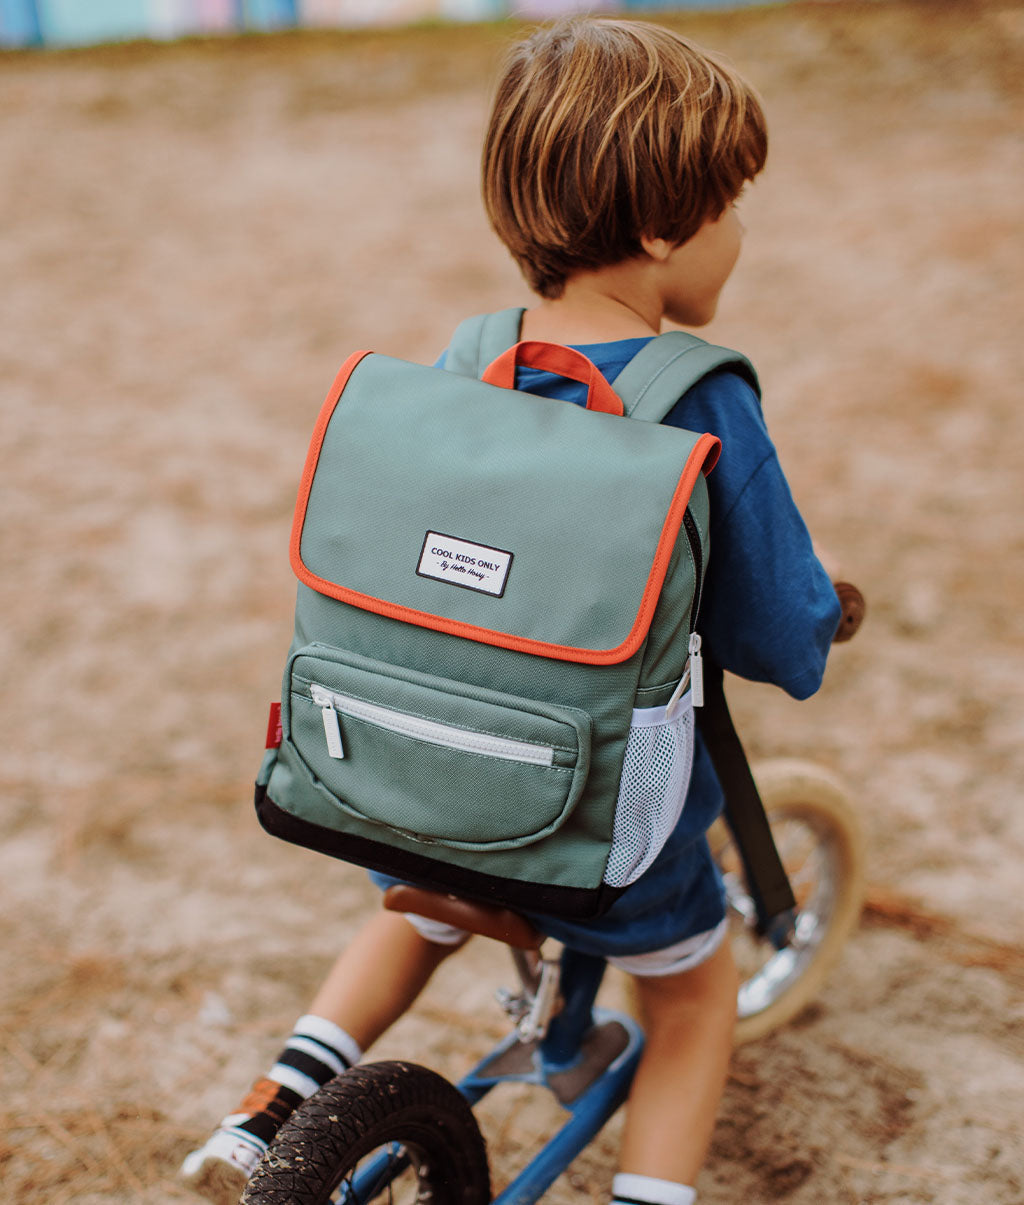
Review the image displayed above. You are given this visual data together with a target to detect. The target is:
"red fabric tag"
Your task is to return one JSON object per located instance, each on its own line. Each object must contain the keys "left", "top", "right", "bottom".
{"left": 265, "top": 702, "right": 282, "bottom": 749}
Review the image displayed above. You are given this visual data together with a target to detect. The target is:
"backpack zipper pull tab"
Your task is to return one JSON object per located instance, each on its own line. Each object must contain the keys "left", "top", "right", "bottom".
{"left": 311, "top": 686, "right": 345, "bottom": 759}
{"left": 665, "top": 664, "right": 691, "bottom": 721}
{"left": 688, "top": 632, "right": 704, "bottom": 708}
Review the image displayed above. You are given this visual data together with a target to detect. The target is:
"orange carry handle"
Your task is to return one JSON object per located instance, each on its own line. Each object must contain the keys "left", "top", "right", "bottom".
{"left": 481, "top": 341, "right": 625, "bottom": 416}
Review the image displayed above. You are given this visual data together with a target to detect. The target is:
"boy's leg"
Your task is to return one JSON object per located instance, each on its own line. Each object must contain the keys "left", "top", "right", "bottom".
{"left": 180, "top": 910, "right": 464, "bottom": 1204}
{"left": 306, "top": 908, "right": 466, "bottom": 1049}
{"left": 617, "top": 938, "right": 738, "bottom": 1188}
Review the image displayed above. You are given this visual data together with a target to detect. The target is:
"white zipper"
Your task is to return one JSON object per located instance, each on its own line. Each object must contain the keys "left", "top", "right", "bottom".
{"left": 687, "top": 631, "right": 704, "bottom": 708}
{"left": 664, "top": 632, "right": 704, "bottom": 721}
{"left": 309, "top": 684, "right": 555, "bottom": 767}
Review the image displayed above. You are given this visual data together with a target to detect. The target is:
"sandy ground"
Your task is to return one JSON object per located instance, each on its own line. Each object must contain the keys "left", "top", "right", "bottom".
{"left": 1, "top": 2, "right": 1023, "bottom": 1201}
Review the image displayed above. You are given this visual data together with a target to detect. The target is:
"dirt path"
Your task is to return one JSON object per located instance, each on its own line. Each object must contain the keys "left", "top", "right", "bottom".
{"left": 1, "top": 3, "right": 1022, "bottom": 1201}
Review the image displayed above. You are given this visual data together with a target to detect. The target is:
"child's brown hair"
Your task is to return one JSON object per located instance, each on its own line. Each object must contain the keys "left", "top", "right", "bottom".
{"left": 482, "top": 18, "right": 767, "bottom": 299}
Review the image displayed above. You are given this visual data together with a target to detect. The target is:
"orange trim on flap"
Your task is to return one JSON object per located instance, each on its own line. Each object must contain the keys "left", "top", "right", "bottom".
{"left": 290, "top": 359, "right": 720, "bottom": 666}
{"left": 289, "top": 348, "right": 372, "bottom": 580}
{"left": 701, "top": 436, "right": 721, "bottom": 475}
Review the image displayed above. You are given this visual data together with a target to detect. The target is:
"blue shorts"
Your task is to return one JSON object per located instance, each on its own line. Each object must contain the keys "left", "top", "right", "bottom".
{"left": 370, "top": 835, "right": 726, "bottom": 975}
{"left": 370, "top": 825, "right": 727, "bottom": 979}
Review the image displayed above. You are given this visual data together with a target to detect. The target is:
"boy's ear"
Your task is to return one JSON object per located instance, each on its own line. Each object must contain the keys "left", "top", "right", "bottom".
{"left": 640, "top": 234, "right": 674, "bottom": 263}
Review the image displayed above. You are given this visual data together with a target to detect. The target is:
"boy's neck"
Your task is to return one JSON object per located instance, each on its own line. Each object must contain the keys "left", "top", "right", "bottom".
{"left": 520, "top": 267, "right": 663, "bottom": 345}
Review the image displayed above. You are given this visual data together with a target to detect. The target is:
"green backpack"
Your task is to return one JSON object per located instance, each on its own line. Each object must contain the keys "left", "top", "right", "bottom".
{"left": 255, "top": 308, "right": 758, "bottom": 919}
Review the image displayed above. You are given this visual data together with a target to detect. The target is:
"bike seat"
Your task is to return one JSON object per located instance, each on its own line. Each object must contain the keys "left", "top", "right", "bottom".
{"left": 383, "top": 884, "right": 544, "bottom": 950}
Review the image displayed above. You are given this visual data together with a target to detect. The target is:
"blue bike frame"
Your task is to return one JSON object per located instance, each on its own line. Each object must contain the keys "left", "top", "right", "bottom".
{"left": 342, "top": 946, "right": 645, "bottom": 1205}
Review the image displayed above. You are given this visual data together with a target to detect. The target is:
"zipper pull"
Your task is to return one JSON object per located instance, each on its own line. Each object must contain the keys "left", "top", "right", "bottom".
{"left": 665, "top": 663, "right": 691, "bottom": 721}
{"left": 311, "top": 686, "right": 345, "bottom": 759}
{"left": 665, "top": 632, "right": 704, "bottom": 720}
{"left": 688, "top": 632, "right": 704, "bottom": 708}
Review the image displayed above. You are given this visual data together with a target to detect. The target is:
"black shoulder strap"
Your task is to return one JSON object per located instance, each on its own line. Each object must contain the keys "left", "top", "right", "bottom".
{"left": 698, "top": 660, "right": 797, "bottom": 943}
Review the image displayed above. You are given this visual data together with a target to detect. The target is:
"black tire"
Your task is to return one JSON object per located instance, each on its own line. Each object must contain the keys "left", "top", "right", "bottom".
{"left": 241, "top": 1061, "right": 490, "bottom": 1205}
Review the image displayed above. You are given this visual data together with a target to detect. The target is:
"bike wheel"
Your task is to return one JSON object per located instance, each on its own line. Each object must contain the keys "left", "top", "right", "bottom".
{"left": 709, "top": 759, "right": 866, "bottom": 1045}
{"left": 241, "top": 1061, "right": 490, "bottom": 1205}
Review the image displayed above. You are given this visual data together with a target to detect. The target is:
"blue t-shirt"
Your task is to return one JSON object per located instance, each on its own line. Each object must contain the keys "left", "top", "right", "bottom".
{"left": 377, "top": 337, "right": 841, "bottom": 956}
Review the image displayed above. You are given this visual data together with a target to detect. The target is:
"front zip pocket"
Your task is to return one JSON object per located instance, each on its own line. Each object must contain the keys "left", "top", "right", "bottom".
{"left": 286, "top": 645, "right": 592, "bottom": 851}
{"left": 309, "top": 684, "right": 558, "bottom": 768}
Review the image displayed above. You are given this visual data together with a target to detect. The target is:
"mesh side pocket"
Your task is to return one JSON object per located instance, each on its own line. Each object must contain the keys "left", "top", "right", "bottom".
{"left": 604, "top": 693, "right": 695, "bottom": 888}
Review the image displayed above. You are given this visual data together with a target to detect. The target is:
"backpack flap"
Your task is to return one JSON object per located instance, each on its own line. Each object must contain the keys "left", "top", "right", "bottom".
{"left": 290, "top": 350, "right": 720, "bottom": 666}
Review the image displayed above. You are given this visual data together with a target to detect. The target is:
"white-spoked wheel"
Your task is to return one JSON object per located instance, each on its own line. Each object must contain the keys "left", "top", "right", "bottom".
{"left": 710, "top": 759, "right": 865, "bottom": 1045}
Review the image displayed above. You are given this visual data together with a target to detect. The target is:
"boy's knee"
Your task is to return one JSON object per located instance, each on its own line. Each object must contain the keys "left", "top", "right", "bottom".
{"left": 634, "top": 941, "right": 739, "bottom": 1018}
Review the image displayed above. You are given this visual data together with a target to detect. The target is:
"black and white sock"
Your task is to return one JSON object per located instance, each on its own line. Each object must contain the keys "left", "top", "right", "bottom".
{"left": 269, "top": 1014, "right": 362, "bottom": 1100}
{"left": 611, "top": 1172, "right": 697, "bottom": 1205}
{"left": 225, "top": 1014, "right": 362, "bottom": 1146}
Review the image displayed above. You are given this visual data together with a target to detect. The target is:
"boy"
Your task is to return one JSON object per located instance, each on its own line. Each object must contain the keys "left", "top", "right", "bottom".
{"left": 182, "top": 18, "right": 839, "bottom": 1205}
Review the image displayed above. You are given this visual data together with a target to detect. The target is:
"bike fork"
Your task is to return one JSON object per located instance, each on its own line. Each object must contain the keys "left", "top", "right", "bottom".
{"left": 460, "top": 947, "right": 645, "bottom": 1205}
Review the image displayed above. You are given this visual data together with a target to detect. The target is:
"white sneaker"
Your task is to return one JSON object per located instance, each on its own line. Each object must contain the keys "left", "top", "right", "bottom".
{"left": 179, "top": 1125, "right": 267, "bottom": 1204}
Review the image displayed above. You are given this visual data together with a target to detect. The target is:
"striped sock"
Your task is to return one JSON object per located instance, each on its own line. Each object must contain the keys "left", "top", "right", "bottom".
{"left": 611, "top": 1173, "right": 697, "bottom": 1205}
{"left": 225, "top": 1015, "right": 362, "bottom": 1146}
{"left": 269, "top": 1014, "right": 362, "bottom": 1099}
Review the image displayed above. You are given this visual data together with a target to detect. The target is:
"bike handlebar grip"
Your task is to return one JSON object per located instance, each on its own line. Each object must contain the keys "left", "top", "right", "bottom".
{"left": 832, "top": 581, "right": 865, "bottom": 642}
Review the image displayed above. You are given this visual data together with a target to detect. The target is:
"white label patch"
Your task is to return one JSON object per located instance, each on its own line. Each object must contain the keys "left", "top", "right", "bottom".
{"left": 417, "top": 532, "right": 513, "bottom": 598}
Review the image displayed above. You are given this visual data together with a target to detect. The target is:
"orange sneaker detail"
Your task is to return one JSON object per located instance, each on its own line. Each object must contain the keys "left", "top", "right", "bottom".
{"left": 238, "top": 1077, "right": 282, "bottom": 1115}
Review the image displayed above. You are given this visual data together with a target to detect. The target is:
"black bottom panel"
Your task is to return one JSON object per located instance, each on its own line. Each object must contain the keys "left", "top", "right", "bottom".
{"left": 255, "top": 784, "right": 623, "bottom": 922}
